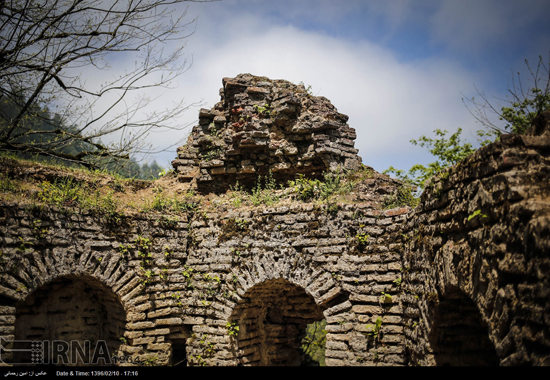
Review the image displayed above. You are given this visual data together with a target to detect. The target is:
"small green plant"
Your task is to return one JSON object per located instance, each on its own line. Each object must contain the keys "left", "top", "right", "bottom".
{"left": 158, "top": 168, "right": 174, "bottom": 177}
{"left": 182, "top": 265, "right": 194, "bottom": 278}
{"left": 253, "top": 103, "right": 270, "bottom": 115}
{"left": 356, "top": 233, "right": 369, "bottom": 246}
{"left": 191, "top": 354, "right": 206, "bottom": 366}
{"left": 204, "top": 341, "right": 215, "bottom": 355}
{"left": 383, "top": 185, "right": 419, "bottom": 209}
{"left": 0, "top": 172, "right": 19, "bottom": 193}
{"left": 226, "top": 321, "right": 240, "bottom": 337}
{"left": 30, "top": 219, "right": 48, "bottom": 239}
{"left": 393, "top": 277, "right": 402, "bottom": 286}
{"left": 289, "top": 174, "right": 321, "bottom": 201}
{"left": 84, "top": 189, "right": 120, "bottom": 222}
{"left": 202, "top": 145, "right": 223, "bottom": 162}
{"left": 149, "top": 187, "right": 170, "bottom": 211}
{"left": 320, "top": 169, "right": 353, "bottom": 200}
{"left": 36, "top": 177, "right": 84, "bottom": 208}
{"left": 17, "top": 237, "right": 33, "bottom": 252}
{"left": 235, "top": 218, "right": 248, "bottom": 230}
{"left": 299, "top": 81, "right": 313, "bottom": 96}
{"left": 182, "top": 265, "right": 194, "bottom": 284}
{"left": 380, "top": 292, "right": 393, "bottom": 303}
{"left": 251, "top": 171, "right": 279, "bottom": 206}
{"left": 143, "top": 355, "right": 158, "bottom": 366}
{"left": 365, "top": 317, "right": 383, "bottom": 338}
{"left": 135, "top": 235, "right": 152, "bottom": 252}
{"left": 135, "top": 235, "right": 153, "bottom": 267}
{"left": 119, "top": 337, "right": 128, "bottom": 345}
{"left": 468, "top": 209, "right": 488, "bottom": 221}
{"left": 138, "top": 249, "right": 152, "bottom": 261}
{"left": 118, "top": 244, "right": 131, "bottom": 260}
{"left": 199, "top": 334, "right": 216, "bottom": 356}
{"left": 229, "top": 181, "right": 245, "bottom": 207}
{"left": 289, "top": 168, "right": 354, "bottom": 203}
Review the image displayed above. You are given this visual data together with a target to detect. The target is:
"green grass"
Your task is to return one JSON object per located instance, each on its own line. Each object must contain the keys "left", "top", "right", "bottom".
{"left": 141, "top": 187, "right": 199, "bottom": 214}
{"left": 0, "top": 172, "right": 19, "bottom": 193}
{"left": 288, "top": 168, "right": 356, "bottom": 202}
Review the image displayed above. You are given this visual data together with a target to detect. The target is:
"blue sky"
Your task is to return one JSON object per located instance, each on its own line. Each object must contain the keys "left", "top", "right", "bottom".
{"left": 107, "top": 0, "right": 550, "bottom": 174}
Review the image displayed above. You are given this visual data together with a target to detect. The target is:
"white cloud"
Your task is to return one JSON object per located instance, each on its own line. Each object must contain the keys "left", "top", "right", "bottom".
{"left": 73, "top": 2, "right": 498, "bottom": 172}
{"left": 163, "top": 14, "right": 486, "bottom": 172}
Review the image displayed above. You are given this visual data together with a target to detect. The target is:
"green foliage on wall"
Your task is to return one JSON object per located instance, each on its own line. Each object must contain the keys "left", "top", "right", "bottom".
{"left": 301, "top": 320, "right": 327, "bottom": 366}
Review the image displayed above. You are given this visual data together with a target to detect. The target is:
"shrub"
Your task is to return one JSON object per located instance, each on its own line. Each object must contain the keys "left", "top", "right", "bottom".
{"left": 383, "top": 185, "right": 419, "bottom": 209}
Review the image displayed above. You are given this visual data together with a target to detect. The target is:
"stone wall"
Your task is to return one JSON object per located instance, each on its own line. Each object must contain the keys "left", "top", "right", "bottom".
{"left": 401, "top": 130, "right": 550, "bottom": 366}
{"left": 172, "top": 73, "right": 361, "bottom": 193}
{"left": 0, "top": 192, "right": 410, "bottom": 366}
{"left": 0, "top": 78, "right": 549, "bottom": 366}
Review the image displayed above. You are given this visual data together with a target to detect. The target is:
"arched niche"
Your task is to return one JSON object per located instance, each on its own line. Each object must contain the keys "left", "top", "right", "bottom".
{"left": 427, "top": 290, "right": 500, "bottom": 366}
{"left": 228, "top": 278, "right": 326, "bottom": 366}
{"left": 13, "top": 274, "right": 127, "bottom": 366}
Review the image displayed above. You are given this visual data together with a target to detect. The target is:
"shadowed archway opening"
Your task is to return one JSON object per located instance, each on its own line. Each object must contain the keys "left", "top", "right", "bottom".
{"left": 228, "top": 278, "right": 326, "bottom": 366}
{"left": 428, "top": 290, "right": 499, "bottom": 366}
{"left": 14, "top": 275, "right": 127, "bottom": 366}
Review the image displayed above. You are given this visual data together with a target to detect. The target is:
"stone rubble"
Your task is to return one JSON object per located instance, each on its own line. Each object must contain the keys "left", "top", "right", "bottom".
{"left": 172, "top": 73, "right": 362, "bottom": 193}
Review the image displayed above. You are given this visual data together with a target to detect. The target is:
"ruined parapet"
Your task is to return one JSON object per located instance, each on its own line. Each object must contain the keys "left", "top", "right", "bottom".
{"left": 172, "top": 73, "right": 362, "bottom": 193}
{"left": 401, "top": 121, "right": 550, "bottom": 365}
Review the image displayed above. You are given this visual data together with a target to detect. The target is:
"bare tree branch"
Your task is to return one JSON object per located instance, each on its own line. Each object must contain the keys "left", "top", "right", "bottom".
{"left": 0, "top": 0, "right": 212, "bottom": 168}
{"left": 462, "top": 52, "right": 550, "bottom": 136}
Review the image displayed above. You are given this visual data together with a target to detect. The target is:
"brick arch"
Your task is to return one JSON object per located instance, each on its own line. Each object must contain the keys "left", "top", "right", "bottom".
{"left": 228, "top": 250, "right": 346, "bottom": 308}
{"left": 405, "top": 237, "right": 502, "bottom": 366}
{"left": 218, "top": 254, "right": 351, "bottom": 366}
{"left": 431, "top": 239, "right": 501, "bottom": 364}
{"left": 14, "top": 274, "right": 127, "bottom": 365}
{"left": 0, "top": 246, "right": 144, "bottom": 312}
{"left": 0, "top": 248, "right": 144, "bottom": 366}
{"left": 227, "top": 278, "right": 326, "bottom": 366}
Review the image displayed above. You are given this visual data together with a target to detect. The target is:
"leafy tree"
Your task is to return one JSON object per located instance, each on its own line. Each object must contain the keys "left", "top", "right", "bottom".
{"left": 0, "top": 94, "right": 94, "bottom": 166}
{"left": 385, "top": 128, "right": 476, "bottom": 188}
{"left": 0, "top": 0, "right": 204, "bottom": 168}
{"left": 386, "top": 53, "right": 550, "bottom": 190}
{"left": 301, "top": 320, "right": 327, "bottom": 366}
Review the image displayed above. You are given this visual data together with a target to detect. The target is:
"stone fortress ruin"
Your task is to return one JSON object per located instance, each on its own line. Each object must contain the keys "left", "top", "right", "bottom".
{"left": 0, "top": 74, "right": 549, "bottom": 366}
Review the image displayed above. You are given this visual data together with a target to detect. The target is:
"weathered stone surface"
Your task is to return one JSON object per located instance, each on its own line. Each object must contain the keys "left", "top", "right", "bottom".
{"left": 401, "top": 125, "right": 550, "bottom": 366}
{"left": 172, "top": 73, "right": 362, "bottom": 193}
{"left": 526, "top": 111, "right": 550, "bottom": 136}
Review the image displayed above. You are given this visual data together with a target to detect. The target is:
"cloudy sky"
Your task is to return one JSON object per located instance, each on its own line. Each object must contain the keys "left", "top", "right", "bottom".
{"left": 100, "top": 0, "right": 550, "bottom": 174}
